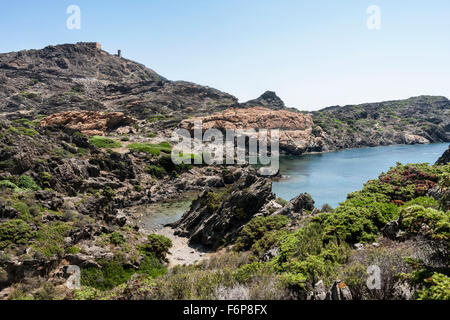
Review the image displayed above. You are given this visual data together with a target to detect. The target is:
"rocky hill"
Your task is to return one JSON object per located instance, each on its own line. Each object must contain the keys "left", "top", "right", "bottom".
{"left": 311, "top": 96, "right": 450, "bottom": 151}
{"left": 0, "top": 42, "right": 237, "bottom": 121}
{"left": 0, "top": 43, "right": 448, "bottom": 154}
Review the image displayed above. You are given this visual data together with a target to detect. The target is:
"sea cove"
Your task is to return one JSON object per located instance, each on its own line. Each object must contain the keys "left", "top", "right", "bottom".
{"left": 273, "top": 143, "right": 449, "bottom": 208}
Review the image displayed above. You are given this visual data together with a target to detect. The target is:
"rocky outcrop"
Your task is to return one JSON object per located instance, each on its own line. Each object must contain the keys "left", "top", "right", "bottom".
{"left": 403, "top": 133, "right": 430, "bottom": 145}
{"left": 307, "top": 280, "right": 352, "bottom": 300}
{"left": 326, "top": 281, "right": 353, "bottom": 300}
{"left": 241, "top": 91, "right": 286, "bottom": 110}
{"left": 179, "top": 107, "right": 324, "bottom": 155}
{"left": 272, "top": 193, "right": 315, "bottom": 218}
{"left": 436, "top": 145, "right": 450, "bottom": 165}
{"left": 172, "top": 172, "right": 274, "bottom": 249}
{"left": 40, "top": 111, "right": 136, "bottom": 136}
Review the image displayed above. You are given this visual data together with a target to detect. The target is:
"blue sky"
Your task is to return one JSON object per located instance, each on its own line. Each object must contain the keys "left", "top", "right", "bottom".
{"left": 1, "top": 0, "right": 450, "bottom": 110}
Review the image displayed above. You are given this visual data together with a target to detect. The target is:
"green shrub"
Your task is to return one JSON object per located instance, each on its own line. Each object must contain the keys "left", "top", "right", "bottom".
{"left": 137, "top": 253, "right": 167, "bottom": 278}
{"left": 17, "top": 175, "right": 40, "bottom": 191}
{"left": 274, "top": 221, "right": 350, "bottom": 292}
{"left": 102, "top": 186, "right": 115, "bottom": 201}
{"left": 81, "top": 255, "right": 135, "bottom": 291}
{"left": 8, "top": 126, "right": 38, "bottom": 137}
{"left": 32, "top": 222, "right": 72, "bottom": 258}
{"left": 0, "top": 159, "right": 15, "bottom": 171}
{"left": 89, "top": 136, "right": 122, "bottom": 149}
{"left": 0, "top": 180, "right": 20, "bottom": 192}
{"left": 128, "top": 142, "right": 171, "bottom": 156}
{"left": 250, "top": 229, "right": 288, "bottom": 257}
{"left": 417, "top": 273, "right": 450, "bottom": 300}
{"left": 73, "top": 287, "right": 102, "bottom": 300}
{"left": 65, "top": 246, "right": 80, "bottom": 254}
{"left": 158, "top": 154, "right": 194, "bottom": 175}
{"left": 316, "top": 192, "right": 399, "bottom": 243}
{"left": 145, "top": 164, "right": 167, "bottom": 179}
{"left": 233, "top": 262, "right": 261, "bottom": 283}
{"left": 140, "top": 234, "right": 173, "bottom": 261}
{"left": 235, "top": 215, "right": 289, "bottom": 251}
{"left": 403, "top": 196, "right": 440, "bottom": 209}
{"left": 0, "top": 219, "right": 33, "bottom": 248}
{"left": 148, "top": 115, "right": 167, "bottom": 123}
{"left": 200, "top": 191, "right": 225, "bottom": 214}
{"left": 109, "top": 232, "right": 125, "bottom": 245}
{"left": 400, "top": 205, "right": 449, "bottom": 240}
{"left": 12, "top": 201, "right": 33, "bottom": 221}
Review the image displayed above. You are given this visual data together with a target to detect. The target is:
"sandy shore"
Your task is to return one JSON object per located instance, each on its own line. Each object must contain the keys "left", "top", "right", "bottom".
{"left": 156, "top": 227, "right": 212, "bottom": 268}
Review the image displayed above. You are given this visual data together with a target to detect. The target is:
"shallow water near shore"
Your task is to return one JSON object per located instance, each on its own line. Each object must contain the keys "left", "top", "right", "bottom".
{"left": 272, "top": 143, "right": 449, "bottom": 208}
{"left": 134, "top": 192, "right": 197, "bottom": 231}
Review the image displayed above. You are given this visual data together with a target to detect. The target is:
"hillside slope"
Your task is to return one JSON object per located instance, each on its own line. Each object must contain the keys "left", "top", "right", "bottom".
{"left": 0, "top": 42, "right": 237, "bottom": 120}
{"left": 311, "top": 96, "right": 450, "bottom": 151}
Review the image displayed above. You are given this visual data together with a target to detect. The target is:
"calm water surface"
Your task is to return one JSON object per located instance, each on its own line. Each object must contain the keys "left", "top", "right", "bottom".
{"left": 272, "top": 143, "right": 449, "bottom": 208}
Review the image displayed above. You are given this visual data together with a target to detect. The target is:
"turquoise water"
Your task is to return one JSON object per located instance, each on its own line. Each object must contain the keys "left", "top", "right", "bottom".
{"left": 272, "top": 143, "right": 449, "bottom": 209}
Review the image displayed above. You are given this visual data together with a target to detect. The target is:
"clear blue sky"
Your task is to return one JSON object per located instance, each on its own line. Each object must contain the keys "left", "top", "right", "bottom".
{"left": 1, "top": 0, "right": 449, "bottom": 110}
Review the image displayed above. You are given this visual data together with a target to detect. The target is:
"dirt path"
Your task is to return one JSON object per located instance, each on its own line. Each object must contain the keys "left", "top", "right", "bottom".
{"left": 156, "top": 227, "right": 213, "bottom": 268}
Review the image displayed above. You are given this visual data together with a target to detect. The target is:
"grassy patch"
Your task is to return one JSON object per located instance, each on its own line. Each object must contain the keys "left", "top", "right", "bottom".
{"left": 128, "top": 141, "right": 171, "bottom": 156}
{"left": 89, "top": 136, "right": 122, "bottom": 149}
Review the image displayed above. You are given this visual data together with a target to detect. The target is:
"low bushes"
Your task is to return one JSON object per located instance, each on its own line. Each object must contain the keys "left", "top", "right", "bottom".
{"left": 139, "top": 234, "right": 173, "bottom": 261}
{"left": 31, "top": 222, "right": 73, "bottom": 258}
{"left": 417, "top": 273, "right": 450, "bottom": 300}
{"left": 400, "top": 205, "right": 449, "bottom": 240}
{"left": 0, "top": 219, "right": 33, "bottom": 249}
{"left": 17, "top": 175, "right": 40, "bottom": 191}
{"left": 89, "top": 136, "right": 122, "bottom": 149}
{"left": 234, "top": 215, "right": 289, "bottom": 251}
{"left": 128, "top": 141, "right": 171, "bottom": 156}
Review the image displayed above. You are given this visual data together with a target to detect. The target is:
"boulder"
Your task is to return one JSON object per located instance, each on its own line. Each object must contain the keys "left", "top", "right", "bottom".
{"left": 308, "top": 280, "right": 327, "bottom": 301}
{"left": 326, "top": 280, "right": 352, "bottom": 300}
{"left": 34, "top": 190, "right": 64, "bottom": 211}
{"left": 0, "top": 200, "right": 19, "bottom": 219}
{"left": 272, "top": 193, "right": 315, "bottom": 218}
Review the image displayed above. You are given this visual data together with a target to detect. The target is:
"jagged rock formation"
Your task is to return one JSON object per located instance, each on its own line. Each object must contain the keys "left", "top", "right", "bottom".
{"left": 241, "top": 91, "right": 286, "bottom": 110}
{"left": 436, "top": 145, "right": 450, "bottom": 165}
{"left": 172, "top": 172, "right": 274, "bottom": 249}
{"left": 307, "top": 280, "right": 353, "bottom": 300}
{"left": 272, "top": 193, "right": 315, "bottom": 218}
{"left": 179, "top": 107, "right": 324, "bottom": 155}
{"left": 0, "top": 42, "right": 237, "bottom": 120}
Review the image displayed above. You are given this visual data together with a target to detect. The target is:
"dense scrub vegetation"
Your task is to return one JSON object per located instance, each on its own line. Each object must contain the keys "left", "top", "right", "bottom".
{"left": 0, "top": 112, "right": 448, "bottom": 300}
{"left": 71, "top": 161, "right": 448, "bottom": 300}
